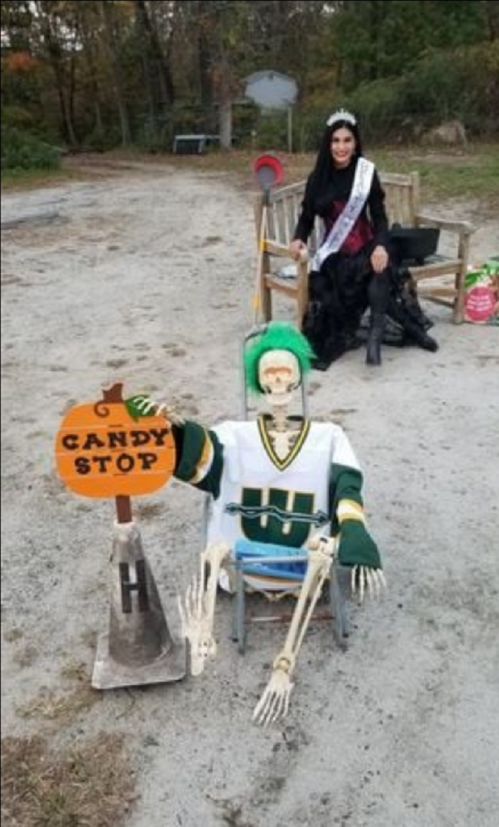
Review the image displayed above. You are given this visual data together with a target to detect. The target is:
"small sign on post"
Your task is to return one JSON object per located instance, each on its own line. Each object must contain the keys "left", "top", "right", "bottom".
{"left": 244, "top": 71, "right": 298, "bottom": 153}
{"left": 56, "top": 383, "right": 176, "bottom": 509}
{"left": 55, "top": 383, "right": 185, "bottom": 690}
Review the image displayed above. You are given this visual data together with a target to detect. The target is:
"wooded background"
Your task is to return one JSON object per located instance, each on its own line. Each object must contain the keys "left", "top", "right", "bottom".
{"left": 1, "top": 0, "right": 498, "bottom": 165}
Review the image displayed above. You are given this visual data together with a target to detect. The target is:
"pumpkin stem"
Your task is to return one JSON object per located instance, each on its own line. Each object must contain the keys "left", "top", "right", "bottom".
{"left": 102, "top": 383, "right": 124, "bottom": 403}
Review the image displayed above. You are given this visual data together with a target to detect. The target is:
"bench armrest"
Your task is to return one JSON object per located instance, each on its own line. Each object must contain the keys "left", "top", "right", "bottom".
{"left": 416, "top": 213, "right": 475, "bottom": 236}
{"left": 263, "top": 240, "right": 310, "bottom": 262}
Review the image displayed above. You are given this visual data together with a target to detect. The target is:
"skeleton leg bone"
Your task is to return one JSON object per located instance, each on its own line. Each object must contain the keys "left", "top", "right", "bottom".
{"left": 252, "top": 541, "right": 335, "bottom": 727}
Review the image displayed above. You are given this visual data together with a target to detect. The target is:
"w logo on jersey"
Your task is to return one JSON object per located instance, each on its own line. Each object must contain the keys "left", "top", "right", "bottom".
{"left": 225, "top": 487, "right": 329, "bottom": 547}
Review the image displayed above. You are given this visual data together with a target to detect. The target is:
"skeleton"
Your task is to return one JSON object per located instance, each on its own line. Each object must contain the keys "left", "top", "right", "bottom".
{"left": 178, "top": 345, "right": 384, "bottom": 723}
{"left": 130, "top": 326, "right": 386, "bottom": 724}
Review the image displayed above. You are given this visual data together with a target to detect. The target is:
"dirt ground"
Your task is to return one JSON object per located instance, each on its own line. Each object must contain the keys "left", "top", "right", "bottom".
{"left": 2, "top": 159, "right": 499, "bottom": 827}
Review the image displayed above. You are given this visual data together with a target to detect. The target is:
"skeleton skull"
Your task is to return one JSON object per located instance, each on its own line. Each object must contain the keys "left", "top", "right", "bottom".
{"left": 258, "top": 350, "right": 301, "bottom": 409}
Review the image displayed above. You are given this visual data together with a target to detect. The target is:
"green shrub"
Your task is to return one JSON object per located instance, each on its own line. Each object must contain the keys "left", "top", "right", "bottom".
{"left": 294, "top": 42, "right": 499, "bottom": 147}
{"left": 252, "top": 111, "right": 290, "bottom": 152}
{"left": 83, "top": 125, "right": 122, "bottom": 152}
{"left": 1, "top": 126, "right": 61, "bottom": 171}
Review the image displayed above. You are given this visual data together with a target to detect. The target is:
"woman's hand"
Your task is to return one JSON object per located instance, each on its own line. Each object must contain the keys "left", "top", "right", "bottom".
{"left": 289, "top": 239, "right": 308, "bottom": 261}
{"left": 371, "top": 245, "right": 389, "bottom": 273}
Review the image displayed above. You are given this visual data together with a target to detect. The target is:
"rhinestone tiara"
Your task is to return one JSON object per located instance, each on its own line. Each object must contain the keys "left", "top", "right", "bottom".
{"left": 326, "top": 109, "right": 357, "bottom": 127}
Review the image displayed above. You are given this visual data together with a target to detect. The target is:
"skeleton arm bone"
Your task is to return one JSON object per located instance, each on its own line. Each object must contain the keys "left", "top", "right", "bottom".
{"left": 200, "top": 542, "right": 231, "bottom": 626}
{"left": 252, "top": 539, "right": 335, "bottom": 727}
{"left": 178, "top": 542, "right": 230, "bottom": 676}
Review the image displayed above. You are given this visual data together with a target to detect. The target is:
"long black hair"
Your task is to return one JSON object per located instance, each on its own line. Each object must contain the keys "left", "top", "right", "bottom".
{"left": 307, "top": 116, "right": 364, "bottom": 207}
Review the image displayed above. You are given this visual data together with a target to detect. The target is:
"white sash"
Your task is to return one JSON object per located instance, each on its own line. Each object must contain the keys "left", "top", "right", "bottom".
{"left": 312, "top": 157, "right": 374, "bottom": 270}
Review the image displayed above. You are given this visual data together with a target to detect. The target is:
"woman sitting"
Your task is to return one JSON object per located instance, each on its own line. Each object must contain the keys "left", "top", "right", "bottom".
{"left": 289, "top": 109, "right": 438, "bottom": 370}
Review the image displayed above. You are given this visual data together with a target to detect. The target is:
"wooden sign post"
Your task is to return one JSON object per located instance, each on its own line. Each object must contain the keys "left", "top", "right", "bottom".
{"left": 55, "top": 383, "right": 185, "bottom": 689}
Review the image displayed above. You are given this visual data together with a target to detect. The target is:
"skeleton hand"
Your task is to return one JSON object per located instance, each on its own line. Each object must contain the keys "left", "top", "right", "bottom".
{"left": 177, "top": 575, "right": 216, "bottom": 677}
{"left": 125, "top": 394, "right": 185, "bottom": 426}
{"left": 177, "top": 543, "right": 230, "bottom": 677}
{"left": 351, "top": 565, "right": 387, "bottom": 603}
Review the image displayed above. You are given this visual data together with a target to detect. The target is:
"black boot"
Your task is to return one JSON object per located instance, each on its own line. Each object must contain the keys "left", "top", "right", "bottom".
{"left": 366, "top": 312, "right": 385, "bottom": 366}
{"left": 412, "top": 328, "right": 439, "bottom": 352}
{"left": 402, "top": 319, "right": 439, "bottom": 351}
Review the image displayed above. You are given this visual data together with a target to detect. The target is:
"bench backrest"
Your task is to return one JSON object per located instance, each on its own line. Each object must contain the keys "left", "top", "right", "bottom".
{"left": 258, "top": 170, "right": 422, "bottom": 249}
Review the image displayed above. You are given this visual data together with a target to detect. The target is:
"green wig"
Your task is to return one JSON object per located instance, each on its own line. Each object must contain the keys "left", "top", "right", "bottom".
{"left": 245, "top": 322, "right": 315, "bottom": 394}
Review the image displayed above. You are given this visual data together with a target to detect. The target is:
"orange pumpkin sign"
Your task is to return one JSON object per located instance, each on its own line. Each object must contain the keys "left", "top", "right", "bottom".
{"left": 56, "top": 391, "right": 176, "bottom": 498}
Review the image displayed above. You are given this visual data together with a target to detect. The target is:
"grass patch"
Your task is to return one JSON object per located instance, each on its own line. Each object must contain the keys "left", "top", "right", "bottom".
{"left": 371, "top": 143, "right": 499, "bottom": 201}
{"left": 1, "top": 732, "right": 136, "bottom": 827}
{"left": 3, "top": 627, "right": 24, "bottom": 643}
{"left": 17, "top": 684, "right": 99, "bottom": 722}
{"left": 142, "top": 142, "right": 499, "bottom": 203}
{"left": 4, "top": 142, "right": 497, "bottom": 205}
{"left": 17, "top": 662, "right": 100, "bottom": 722}
{"left": 1, "top": 167, "right": 72, "bottom": 191}
{"left": 1, "top": 162, "right": 124, "bottom": 192}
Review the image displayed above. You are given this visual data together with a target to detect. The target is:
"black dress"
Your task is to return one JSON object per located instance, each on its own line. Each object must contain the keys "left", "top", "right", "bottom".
{"left": 295, "top": 159, "right": 437, "bottom": 365}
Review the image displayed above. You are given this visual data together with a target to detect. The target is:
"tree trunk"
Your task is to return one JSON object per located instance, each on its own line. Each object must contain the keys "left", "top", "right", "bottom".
{"left": 35, "top": 1, "right": 78, "bottom": 145}
{"left": 217, "top": 53, "right": 232, "bottom": 150}
{"left": 136, "top": 0, "right": 175, "bottom": 107}
{"left": 99, "top": 0, "right": 132, "bottom": 146}
{"left": 219, "top": 100, "right": 232, "bottom": 150}
{"left": 135, "top": 0, "right": 158, "bottom": 135}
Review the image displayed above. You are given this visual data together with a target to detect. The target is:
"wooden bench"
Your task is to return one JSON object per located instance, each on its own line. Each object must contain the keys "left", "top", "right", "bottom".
{"left": 254, "top": 171, "right": 475, "bottom": 327}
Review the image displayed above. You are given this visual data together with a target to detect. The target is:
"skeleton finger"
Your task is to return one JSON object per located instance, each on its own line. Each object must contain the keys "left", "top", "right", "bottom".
{"left": 377, "top": 569, "right": 387, "bottom": 592}
{"left": 365, "top": 567, "right": 375, "bottom": 598}
{"left": 370, "top": 567, "right": 381, "bottom": 599}
{"left": 187, "top": 579, "right": 202, "bottom": 619}
{"left": 177, "top": 594, "right": 187, "bottom": 635}
{"left": 184, "top": 583, "right": 193, "bottom": 619}
{"left": 268, "top": 688, "right": 287, "bottom": 726}
{"left": 253, "top": 685, "right": 279, "bottom": 727}
{"left": 255, "top": 686, "right": 289, "bottom": 728}
{"left": 373, "top": 568, "right": 386, "bottom": 598}
{"left": 253, "top": 688, "right": 271, "bottom": 725}
{"left": 253, "top": 668, "right": 295, "bottom": 727}
{"left": 352, "top": 566, "right": 365, "bottom": 603}
{"left": 194, "top": 575, "right": 204, "bottom": 617}
{"left": 188, "top": 581, "right": 199, "bottom": 618}
{"left": 370, "top": 568, "right": 386, "bottom": 597}
{"left": 274, "top": 686, "right": 292, "bottom": 725}
{"left": 132, "top": 395, "right": 155, "bottom": 415}
{"left": 259, "top": 691, "right": 278, "bottom": 728}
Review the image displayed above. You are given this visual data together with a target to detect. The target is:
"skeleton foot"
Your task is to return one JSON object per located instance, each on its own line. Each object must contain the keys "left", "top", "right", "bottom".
{"left": 253, "top": 654, "right": 295, "bottom": 727}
